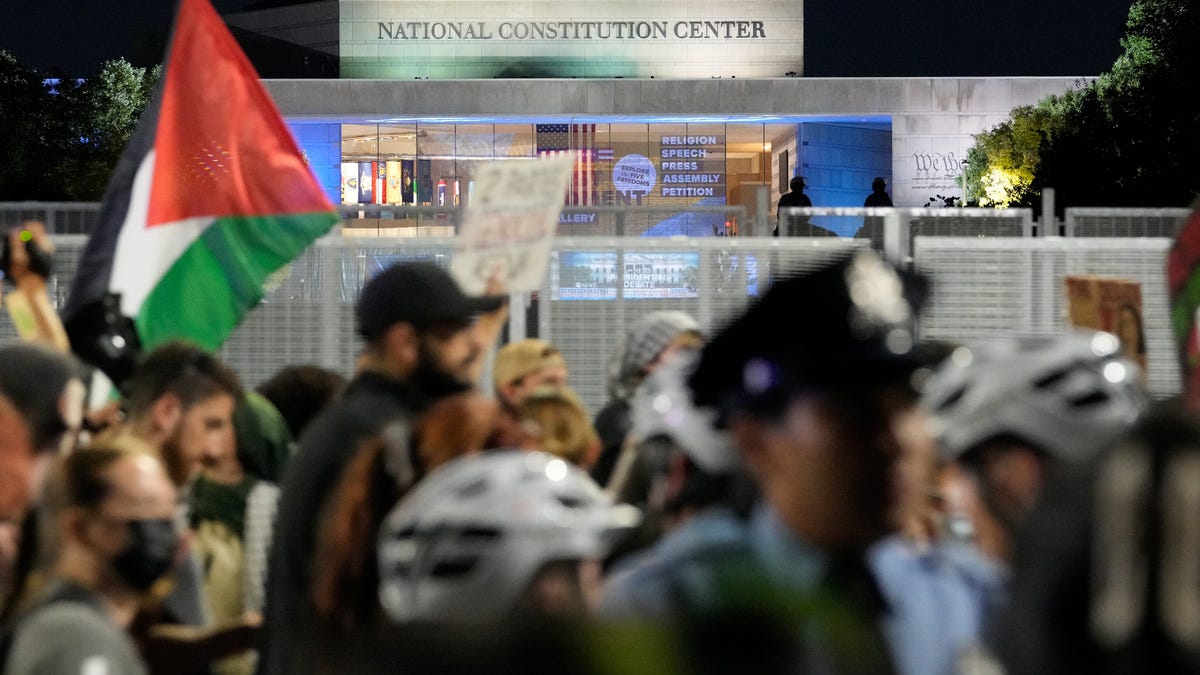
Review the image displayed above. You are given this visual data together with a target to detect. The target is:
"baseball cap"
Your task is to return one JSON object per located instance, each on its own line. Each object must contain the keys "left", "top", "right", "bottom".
{"left": 356, "top": 262, "right": 506, "bottom": 339}
{"left": 688, "top": 249, "right": 933, "bottom": 417}
{"left": 493, "top": 339, "right": 567, "bottom": 389}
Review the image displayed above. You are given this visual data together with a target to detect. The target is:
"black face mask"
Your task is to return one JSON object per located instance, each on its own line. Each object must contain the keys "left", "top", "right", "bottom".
{"left": 112, "top": 519, "right": 178, "bottom": 591}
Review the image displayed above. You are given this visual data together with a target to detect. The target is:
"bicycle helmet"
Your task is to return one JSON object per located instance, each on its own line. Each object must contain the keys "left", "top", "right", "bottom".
{"left": 922, "top": 329, "right": 1149, "bottom": 464}
{"left": 629, "top": 350, "right": 739, "bottom": 474}
{"left": 377, "top": 450, "right": 641, "bottom": 623}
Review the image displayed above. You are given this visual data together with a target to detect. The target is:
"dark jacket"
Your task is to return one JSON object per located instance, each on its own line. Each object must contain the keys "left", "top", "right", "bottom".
{"left": 775, "top": 190, "right": 815, "bottom": 237}
{"left": 590, "top": 397, "right": 632, "bottom": 488}
{"left": 257, "top": 371, "right": 431, "bottom": 675}
{"left": 858, "top": 190, "right": 894, "bottom": 249}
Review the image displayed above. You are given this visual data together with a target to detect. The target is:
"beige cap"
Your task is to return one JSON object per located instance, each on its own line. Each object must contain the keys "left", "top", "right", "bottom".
{"left": 493, "top": 339, "right": 567, "bottom": 388}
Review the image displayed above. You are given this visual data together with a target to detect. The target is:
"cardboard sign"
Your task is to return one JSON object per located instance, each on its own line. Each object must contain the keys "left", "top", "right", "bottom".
{"left": 451, "top": 155, "right": 573, "bottom": 295}
{"left": 1064, "top": 274, "right": 1148, "bottom": 377}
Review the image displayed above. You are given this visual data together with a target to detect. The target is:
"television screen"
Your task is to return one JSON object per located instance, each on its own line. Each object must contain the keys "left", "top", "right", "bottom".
{"left": 622, "top": 251, "right": 700, "bottom": 299}
{"left": 712, "top": 251, "right": 760, "bottom": 297}
{"left": 551, "top": 251, "right": 618, "bottom": 301}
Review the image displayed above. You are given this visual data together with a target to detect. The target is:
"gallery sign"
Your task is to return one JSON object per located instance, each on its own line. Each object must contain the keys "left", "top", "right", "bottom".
{"left": 341, "top": 0, "right": 802, "bottom": 78}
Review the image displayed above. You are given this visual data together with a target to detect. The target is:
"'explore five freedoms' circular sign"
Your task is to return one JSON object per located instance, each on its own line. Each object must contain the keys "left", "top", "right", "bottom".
{"left": 613, "top": 154, "right": 656, "bottom": 196}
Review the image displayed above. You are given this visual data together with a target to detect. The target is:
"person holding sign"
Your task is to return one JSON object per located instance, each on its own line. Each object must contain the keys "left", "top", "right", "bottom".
{"left": 260, "top": 261, "right": 508, "bottom": 675}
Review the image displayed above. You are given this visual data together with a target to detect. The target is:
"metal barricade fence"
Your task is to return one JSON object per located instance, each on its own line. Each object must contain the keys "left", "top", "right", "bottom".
{"left": 1063, "top": 207, "right": 1190, "bottom": 238}
{"left": 0, "top": 204, "right": 1185, "bottom": 410}
{"left": 0, "top": 203, "right": 101, "bottom": 235}
{"left": 339, "top": 204, "right": 749, "bottom": 239}
{"left": 914, "top": 236, "right": 1178, "bottom": 400}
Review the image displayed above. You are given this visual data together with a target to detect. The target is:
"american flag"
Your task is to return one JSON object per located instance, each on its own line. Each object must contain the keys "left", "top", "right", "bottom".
{"left": 536, "top": 123, "right": 608, "bottom": 205}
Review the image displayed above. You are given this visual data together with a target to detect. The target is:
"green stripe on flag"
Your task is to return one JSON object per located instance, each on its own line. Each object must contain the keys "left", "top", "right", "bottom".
{"left": 136, "top": 211, "right": 336, "bottom": 350}
{"left": 1171, "top": 270, "right": 1200, "bottom": 346}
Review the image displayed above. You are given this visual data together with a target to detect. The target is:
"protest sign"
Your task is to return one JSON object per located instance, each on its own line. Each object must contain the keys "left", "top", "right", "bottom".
{"left": 452, "top": 155, "right": 573, "bottom": 294}
{"left": 1064, "top": 274, "right": 1147, "bottom": 378}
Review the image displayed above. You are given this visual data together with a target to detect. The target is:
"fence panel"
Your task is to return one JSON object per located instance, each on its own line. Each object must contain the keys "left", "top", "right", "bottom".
{"left": 1064, "top": 207, "right": 1190, "bottom": 238}
{"left": 2, "top": 215, "right": 1186, "bottom": 412}
{"left": 915, "top": 236, "right": 1178, "bottom": 400}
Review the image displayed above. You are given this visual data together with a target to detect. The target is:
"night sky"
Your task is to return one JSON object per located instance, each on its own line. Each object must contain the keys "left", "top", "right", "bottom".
{"left": 2, "top": 0, "right": 1134, "bottom": 78}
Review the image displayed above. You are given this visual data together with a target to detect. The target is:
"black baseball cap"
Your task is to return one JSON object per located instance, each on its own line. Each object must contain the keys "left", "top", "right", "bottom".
{"left": 356, "top": 261, "right": 506, "bottom": 339}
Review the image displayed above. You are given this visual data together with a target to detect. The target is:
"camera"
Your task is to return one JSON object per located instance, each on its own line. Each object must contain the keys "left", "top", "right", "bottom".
{"left": 0, "top": 228, "right": 53, "bottom": 282}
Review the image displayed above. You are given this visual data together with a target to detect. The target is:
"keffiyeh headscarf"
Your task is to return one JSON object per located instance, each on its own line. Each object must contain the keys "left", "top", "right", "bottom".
{"left": 606, "top": 310, "right": 701, "bottom": 401}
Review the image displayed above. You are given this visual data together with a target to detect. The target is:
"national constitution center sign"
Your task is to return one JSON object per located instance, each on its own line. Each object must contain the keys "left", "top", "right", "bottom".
{"left": 340, "top": 0, "right": 804, "bottom": 79}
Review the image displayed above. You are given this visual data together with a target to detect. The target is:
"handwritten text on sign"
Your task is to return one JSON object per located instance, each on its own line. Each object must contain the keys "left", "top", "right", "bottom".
{"left": 452, "top": 155, "right": 574, "bottom": 295}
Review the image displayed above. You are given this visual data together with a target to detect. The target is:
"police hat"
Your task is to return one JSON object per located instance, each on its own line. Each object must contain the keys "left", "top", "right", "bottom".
{"left": 687, "top": 249, "right": 932, "bottom": 417}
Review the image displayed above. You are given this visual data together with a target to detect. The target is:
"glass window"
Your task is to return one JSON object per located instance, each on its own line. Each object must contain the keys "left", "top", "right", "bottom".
{"left": 453, "top": 124, "right": 494, "bottom": 208}
{"left": 495, "top": 124, "right": 534, "bottom": 158}
{"left": 340, "top": 124, "right": 379, "bottom": 205}
{"left": 416, "top": 124, "right": 456, "bottom": 206}
{"left": 378, "top": 124, "right": 418, "bottom": 206}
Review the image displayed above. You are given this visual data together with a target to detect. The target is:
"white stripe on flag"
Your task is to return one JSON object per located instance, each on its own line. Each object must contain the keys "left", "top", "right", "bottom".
{"left": 570, "top": 124, "right": 595, "bottom": 205}
{"left": 110, "top": 150, "right": 211, "bottom": 318}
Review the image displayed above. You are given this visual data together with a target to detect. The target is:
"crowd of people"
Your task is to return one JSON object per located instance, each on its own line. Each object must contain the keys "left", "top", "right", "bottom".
{"left": 0, "top": 220, "right": 1198, "bottom": 674}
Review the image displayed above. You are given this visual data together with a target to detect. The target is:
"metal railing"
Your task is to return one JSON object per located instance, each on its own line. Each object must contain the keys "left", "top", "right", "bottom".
{"left": 6, "top": 231, "right": 1184, "bottom": 414}
{"left": 339, "top": 203, "right": 749, "bottom": 238}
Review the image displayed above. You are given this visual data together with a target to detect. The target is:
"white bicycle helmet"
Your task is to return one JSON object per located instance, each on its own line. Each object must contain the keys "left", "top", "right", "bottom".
{"left": 377, "top": 450, "right": 641, "bottom": 624}
{"left": 922, "top": 329, "right": 1150, "bottom": 464}
{"left": 629, "top": 350, "right": 739, "bottom": 474}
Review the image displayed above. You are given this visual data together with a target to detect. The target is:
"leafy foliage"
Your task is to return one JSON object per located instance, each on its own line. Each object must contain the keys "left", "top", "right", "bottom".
{"left": 0, "top": 53, "right": 159, "bottom": 200}
{"left": 968, "top": 0, "right": 1200, "bottom": 210}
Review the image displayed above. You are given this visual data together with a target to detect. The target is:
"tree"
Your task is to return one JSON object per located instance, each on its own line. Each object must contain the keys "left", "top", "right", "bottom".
{"left": 966, "top": 97, "right": 1074, "bottom": 207}
{"left": 0, "top": 54, "right": 159, "bottom": 201}
{"left": 968, "top": 0, "right": 1200, "bottom": 210}
{"left": 1034, "top": 0, "right": 1200, "bottom": 209}
{"left": 62, "top": 59, "right": 161, "bottom": 200}
{"left": 0, "top": 50, "right": 58, "bottom": 198}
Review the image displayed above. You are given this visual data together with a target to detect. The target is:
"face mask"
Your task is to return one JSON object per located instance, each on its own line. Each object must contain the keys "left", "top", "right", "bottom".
{"left": 112, "top": 519, "right": 179, "bottom": 591}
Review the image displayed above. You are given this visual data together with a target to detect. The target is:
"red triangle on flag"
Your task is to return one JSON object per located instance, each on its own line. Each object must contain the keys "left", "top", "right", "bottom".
{"left": 147, "top": 0, "right": 332, "bottom": 227}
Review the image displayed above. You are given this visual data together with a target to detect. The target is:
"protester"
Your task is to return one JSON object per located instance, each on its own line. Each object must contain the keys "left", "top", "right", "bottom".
{"left": 377, "top": 450, "right": 640, "bottom": 624}
{"left": 114, "top": 339, "right": 256, "bottom": 672}
{"left": 3, "top": 439, "right": 178, "bottom": 675}
{"left": 120, "top": 340, "right": 243, "bottom": 491}
{"left": 0, "top": 342, "right": 86, "bottom": 532}
{"left": 259, "top": 261, "right": 507, "bottom": 675}
{"left": 308, "top": 390, "right": 532, "bottom": 640}
{"left": 920, "top": 329, "right": 1149, "bottom": 563}
{"left": 189, "top": 391, "right": 291, "bottom": 675}
{"left": 591, "top": 310, "right": 704, "bottom": 488}
{"left": 599, "top": 350, "right": 756, "bottom": 618}
{"left": 254, "top": 364, "right": 346, "bottom": 443}
{"left": 0, "top": 222, "right": 71, "bottom": 353}
{"left": 516, "top": 385, "right": 600, "bottom": 469}
{"left": 0, "top": 343, "right": 87, "bottom": 621}
{"left": 997, "top": 399, "right": 1200, "bottom": 675}
{"left": 492, "top": 338, "right": 569, "bottom": 411}
{"left": 865, "top": 357, "right": 1009, "bottom": 675}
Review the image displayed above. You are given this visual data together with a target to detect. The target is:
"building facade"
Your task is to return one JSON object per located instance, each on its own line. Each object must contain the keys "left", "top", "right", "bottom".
{"left": 241, "top": 1, "right": 1090, "bottom": 235}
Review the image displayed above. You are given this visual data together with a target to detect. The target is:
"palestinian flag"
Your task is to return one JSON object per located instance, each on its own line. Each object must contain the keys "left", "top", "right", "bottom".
{"left": 1167, "top": 197, "right": 1200, "bottom": 411}
{"left": 62, "top": 0, "right": 337, "bottom": 384}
